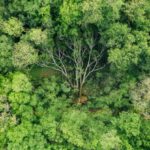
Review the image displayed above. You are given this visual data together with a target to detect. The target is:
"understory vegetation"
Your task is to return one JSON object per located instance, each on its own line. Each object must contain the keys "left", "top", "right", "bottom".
{"left": 0, "top": 0, "right": 150, "bottom": 150}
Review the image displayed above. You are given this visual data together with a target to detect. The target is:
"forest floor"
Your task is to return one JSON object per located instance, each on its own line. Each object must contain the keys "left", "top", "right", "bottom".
{"left": 30, "top": 66, "right": 58, "bottom": 79}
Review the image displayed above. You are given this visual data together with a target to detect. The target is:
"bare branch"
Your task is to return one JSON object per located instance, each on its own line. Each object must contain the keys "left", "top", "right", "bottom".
{"left": 40, "top": 35, "right": 106, "bottom": 97}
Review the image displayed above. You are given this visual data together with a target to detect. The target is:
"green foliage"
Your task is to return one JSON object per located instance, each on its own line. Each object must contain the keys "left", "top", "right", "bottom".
{"left": 0, "top": 75, "right": 11, "bottom": 95}
{"left": 0, "top": 74, "right": 16, "bottom": 149}
{"left": 140, "top": 120, "right": 150, "bottom": 149}
{"left": 0, "top": 0, "right": 150, "bottom": 149}
{"left": 21, "top": 28, "right": 48, "bottom": 46}
{"left": 7, "top": 122, "right": 47, "bottom": 150}
{"left": 102, "top": 23, "right": 130, "bottom": 48}
{"left": 94, "top": 76, "right": 136, "bottom": 110}
{"left": 40, "top": 112, "right": 59, "bottom": 142}
{"left": 82, "top": 0, "right": 103, "bottom": 25}
{"left": 117, "top": 112, "right": 141, "bottom": 137}
{"left": 0, "top": 17, "right": 24, "bottom": 37}
{"left": 102, "top": 23, "right": 149, "bottom": 70}
{"left": 100, "top": 0, "right": 124, "bottom": 28}
{"left": 131, "top": 77, "right": 150, "bottom": 116}
{"left": 123, "top": 0, "right": 150, "bottom": 31}
{"left": 113, "top": 112, "right": 142, "bottom": 149}
{"left": 11, "top": 72, "right": 32, "bottom": 93}
{"left": 0, "top": 72, "right": 149, "bottom": 149}
{"left": 59, "top": 0, "right": 82, "bottom": 35}
{"left": 60, "top": 109, "right": 112, "bottom": 149}
{"left": 7, "top": 0, "right": 51, "bottom": 27}
{"left": 0, "top": 1, "right": 4, "bottom": 16}
{"left": 100, "top": 130, "right": 122, "bottom": 150}
{"left": 0, "top": 35, "right": 13, "bottom": 72}
{"left": 12, "top": 41, "right": 38, "bottom": 68}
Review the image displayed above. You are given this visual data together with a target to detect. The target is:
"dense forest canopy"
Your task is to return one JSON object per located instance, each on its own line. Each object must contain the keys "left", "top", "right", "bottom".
{"left": 0, "top": 0, "right": 150, "bottom": 149}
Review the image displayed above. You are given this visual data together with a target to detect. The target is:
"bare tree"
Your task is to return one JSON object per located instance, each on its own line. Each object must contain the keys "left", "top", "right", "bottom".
{"left": 41, "top": 33, "right": 106, "bottom": 97}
